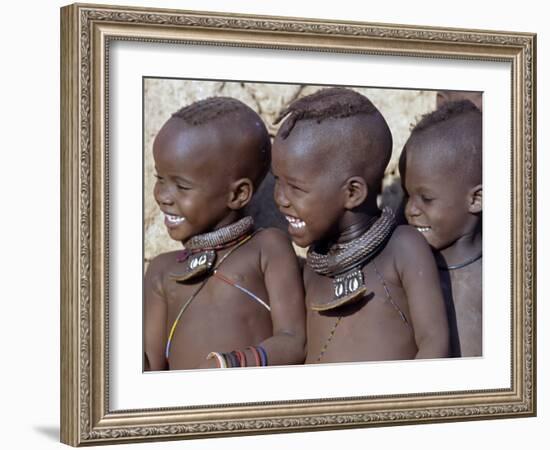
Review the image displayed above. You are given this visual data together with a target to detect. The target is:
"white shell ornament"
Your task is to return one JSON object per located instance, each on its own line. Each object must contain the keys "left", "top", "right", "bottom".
{"left": 168, "top": 250, "right": 216, "bottom": 282}
{"left": 311, "top": 267, "right": 367, "bottom": 311}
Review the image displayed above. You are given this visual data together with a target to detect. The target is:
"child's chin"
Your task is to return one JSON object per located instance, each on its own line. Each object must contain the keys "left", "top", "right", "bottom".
{"left": 290, "top": 234, "right": 314, "bottom": 249}
{"left": 166, "top": 228, "right": 188, "bottom": 242}
{"left": 417, "top": 232, "right": 435, "bottom": 247}
{"left": 427, "top": 239, "right": 444, "bottom": 251}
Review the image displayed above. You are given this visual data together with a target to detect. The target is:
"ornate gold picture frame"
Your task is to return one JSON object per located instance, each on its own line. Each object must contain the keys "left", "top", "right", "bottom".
{"left": 60, "top": 3, "right": 536, "bottom": 446}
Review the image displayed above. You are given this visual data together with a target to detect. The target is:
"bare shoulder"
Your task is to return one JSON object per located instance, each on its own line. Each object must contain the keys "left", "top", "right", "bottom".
{"left": 255, "top": 227, "right": 295, "bottom": 254}
{"left": 385, "top": 225, "right": 435, "bottom": 271}
{"left": 254, "top": 228, "right": 301, "bottom": 276}
{"left": 387, "top": 225, "right": 431, "bottom": 255}
{"left": 145, "top": 250, "right": 181, "bottom": 279}
{"left": 388, "top": 224, "right": 426, "bottom": 245}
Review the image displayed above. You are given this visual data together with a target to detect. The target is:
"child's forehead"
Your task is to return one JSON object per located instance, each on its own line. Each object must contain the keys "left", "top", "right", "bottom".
{"left": 155, "top": 115, "right": 269, "bottom": 181}
{"left": 153, "top": 130, "right": 229, "bottom": 183}
{"left": 405, "top": 156, "right": 452, "bottom": 184}
{"left": 405, "top": 140, "right": 472, "bottom": 191}
{"left": 406, "top": 138, "right": 453, "bottom": 171}
{"left": 154, "top": 120, "right": 222, "bottom": 162}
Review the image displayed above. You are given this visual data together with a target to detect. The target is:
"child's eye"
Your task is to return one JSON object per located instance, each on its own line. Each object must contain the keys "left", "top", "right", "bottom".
{"left": 176, "top": 184, "right": 191, "bottom": 191}
{"left": 290, "top": 184, "right": 306, "bottom": 194}
{"left": 421, "top": 195, "right": 433, "bottom": 203}
{"left": 154, "top": 174, "right": 164, "bottom": 182}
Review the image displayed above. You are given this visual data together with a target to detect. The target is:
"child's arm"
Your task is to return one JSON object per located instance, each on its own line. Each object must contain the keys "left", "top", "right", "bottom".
{"left": 144, "top": 255, "right": 169, "bottom": 371}
{"left": 254, "top": 229, "right": 307, "bottom": 366}
{"left": 393, "top": 226, "right": 450, "bottom": 359}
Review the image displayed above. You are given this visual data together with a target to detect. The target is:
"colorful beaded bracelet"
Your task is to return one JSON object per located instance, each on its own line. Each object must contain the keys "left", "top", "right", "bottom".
{"left": 257, "top": 345, "right": 268, "bottom": 366}
{"left": 207, "top": 351, "right": 227, "bottom": 368}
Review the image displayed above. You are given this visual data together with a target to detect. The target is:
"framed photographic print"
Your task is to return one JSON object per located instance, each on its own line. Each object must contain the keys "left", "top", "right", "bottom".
{"left": 60, "top": 2, "right": 536, "bottom": 446}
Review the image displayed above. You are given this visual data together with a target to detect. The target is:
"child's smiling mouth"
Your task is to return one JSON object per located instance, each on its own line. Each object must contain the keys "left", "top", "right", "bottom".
{"left": 163, "top": 212, "right": 186, "bottom": 226}
{"left": 413, "top": 225, "right": 431, "bottom": 233}
{"left": 285, "top": 215, "right": 306, "bottom": 229}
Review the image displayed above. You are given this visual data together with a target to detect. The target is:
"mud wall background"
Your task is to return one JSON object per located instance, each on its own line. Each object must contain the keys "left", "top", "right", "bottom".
{"left": 143, "top": 79, "right": 438, "bottom": 263}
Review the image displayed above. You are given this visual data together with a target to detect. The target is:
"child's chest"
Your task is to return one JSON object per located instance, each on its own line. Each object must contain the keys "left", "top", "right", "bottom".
{"left": 305, "top": 260, "right": 407, "bottom": 319}
{"left": 304, "top": 262, "right": 413, "bottom": 361}
{"left": 441, "top": 261, "right": 482, "bottom": 356}
{"left": 447, "top": 260, "right": 482, "bottom": 303}
{"left": 163, "top": 259, "right": 270, "bottom": 325}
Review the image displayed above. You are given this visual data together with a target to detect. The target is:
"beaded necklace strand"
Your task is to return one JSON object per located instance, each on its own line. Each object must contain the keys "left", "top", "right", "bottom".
{"left": 438, "top": 252, "right": 482, "bottom": 271}
{"left": 165, "top": 232, "right": 255, "bottom": 361}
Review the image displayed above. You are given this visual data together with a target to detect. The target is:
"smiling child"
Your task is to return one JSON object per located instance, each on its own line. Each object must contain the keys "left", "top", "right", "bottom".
{"left": 272, "top": 87, "right": 449, "bottom": 363}
{"left": 400, "top": 100, "right": 482, "bottom": 357}
{"left": 144, "top": 97, "right": 306, "bottom": 371}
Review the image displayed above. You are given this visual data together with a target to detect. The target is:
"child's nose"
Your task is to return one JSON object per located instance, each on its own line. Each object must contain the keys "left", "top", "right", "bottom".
{"left": 405, "top": 198, "right": 420, "bottom": 218}
{"left": 274, "top": 182, "right": 290, "bottom": 208}
{"left": 155, "top": 184, "right": 174, "bottom": 206}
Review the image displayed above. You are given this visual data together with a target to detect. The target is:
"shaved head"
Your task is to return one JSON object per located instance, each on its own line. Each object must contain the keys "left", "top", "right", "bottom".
{"left": 274, "top": 88, "right": 393, "bottom": 195}
{"left": 401, "top": 100, "right": 482, "bottom": 187}
{"left": 157, "top": 97, "right": 271, "bottom": 188}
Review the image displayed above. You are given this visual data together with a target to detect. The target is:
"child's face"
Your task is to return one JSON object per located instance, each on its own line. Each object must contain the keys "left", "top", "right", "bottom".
{"left": 271, "top": 128, "right": 347, "bottom": 248}
{"left": 152, "top": 119, "right": 233, "bottom": 242}
{"left": 402, "top": 144, "right": 474, "bottom": 251}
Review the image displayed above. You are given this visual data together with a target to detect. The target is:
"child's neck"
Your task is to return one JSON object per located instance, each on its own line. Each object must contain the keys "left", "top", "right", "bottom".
{"left": 335, "top": 208, "right": 381, "bottom": 245}
{"left": 181, "top": 210, "right": 245, "bottom": 248}
{"left": 212, "top": 211, "right": 243, "bottom": 231}
{"left": 436, "top": 228, "right": 482, "bottom": 269}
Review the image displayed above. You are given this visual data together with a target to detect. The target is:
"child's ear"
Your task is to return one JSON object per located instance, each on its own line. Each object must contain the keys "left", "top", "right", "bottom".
{"left": 468, "top": 184, "right": 482, "bottom": 213}
{"left": 227, "top": 178, "right": 254, "bottom": 210}
{"left": 343, "top": 176, "right": 368, "bottom": 210}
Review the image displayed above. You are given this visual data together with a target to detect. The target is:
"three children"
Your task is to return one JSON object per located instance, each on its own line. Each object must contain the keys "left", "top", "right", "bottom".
{"left": 145, "top": 88, "right": 482, "bottom": 369}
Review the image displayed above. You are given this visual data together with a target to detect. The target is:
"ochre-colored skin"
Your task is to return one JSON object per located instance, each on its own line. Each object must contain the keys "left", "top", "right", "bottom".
{"left": 439, "top": 260, "right": 482, "bottom": 357}
{"left": 401, "top": 121, "right": 482, "bottom": 358}
{"left": 272, "top": 116, "right": 450, "bottom": 363}
{"left": 303, "top": 226, "right": 448, "bottom": 363}
{"left": 145, "top": 113, "right": 306, "bottom": 371}
{"left": 145, "top": 229, "right": 305, "bottom": 370}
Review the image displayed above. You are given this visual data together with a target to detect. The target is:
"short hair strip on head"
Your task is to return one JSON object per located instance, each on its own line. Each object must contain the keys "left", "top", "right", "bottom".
{"left": 274, "top": 87, "right": 379, "bottom": 139}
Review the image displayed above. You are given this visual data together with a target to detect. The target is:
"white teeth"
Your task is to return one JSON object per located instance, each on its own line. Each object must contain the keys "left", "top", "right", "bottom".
{"left": 164, "top": 213, "right": 185, "bottom": 225}
{"left": 415, "top": 226, "right": 431, "bottom": 233}
{"left": 285, "top": 215, "right": 306, "bottom": 229}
